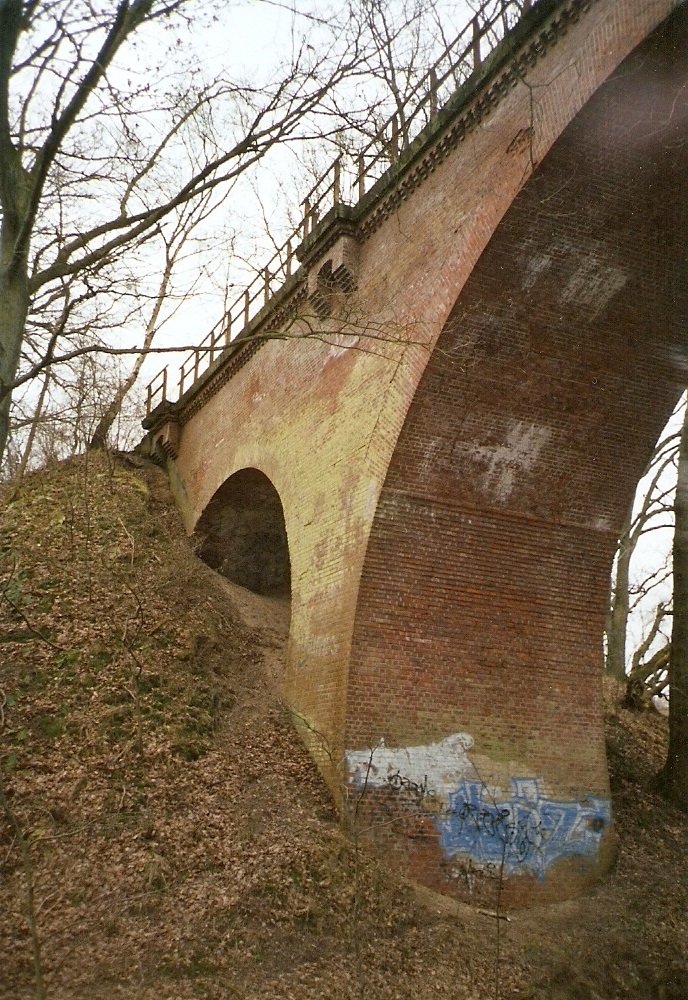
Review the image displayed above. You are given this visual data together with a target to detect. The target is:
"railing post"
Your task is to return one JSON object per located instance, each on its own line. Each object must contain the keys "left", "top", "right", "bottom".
{"left": 162, "top": 367, "right": 167, "bottom": 402}
{"left": 244, "top": 289, "right": 250, "bottom": 328}
{"left": 303, "top": 196, "right": 311, "bottom": 238}
{"left": 146, "top": 382, "right": 152, "bottom": 415}
{"left": 472, "top": 17, "right": 482, "bottom": 70}
{"left": 357, "top": 153, "right": 365, "bottom": 200}
{"left": 286, "top": 240, "right": 292, "bottom": 278}
{"left": 179, "top": 368, "right": 185, "bottom": 397}
{"left": 193, "top": 349, "right": 200, "bottom": 381}
{"left": 429, "top": 66, "right": 438, "bottom": 117}
{"left": 390, "top": 115, "right": 399, "bottom": 161}
{"left": 264, "top": 267, "right": 270, "bottom": 304}
{"left": 224, "top": 316, "right": 231, "bottom": 345}
{"left": 333, "top": 157, "right": 341, "bottom": 206}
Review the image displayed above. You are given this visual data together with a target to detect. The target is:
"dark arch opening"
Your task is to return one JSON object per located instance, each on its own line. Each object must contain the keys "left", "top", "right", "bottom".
{"left": 194, "top": 468, "right": 291, "bottom": 597}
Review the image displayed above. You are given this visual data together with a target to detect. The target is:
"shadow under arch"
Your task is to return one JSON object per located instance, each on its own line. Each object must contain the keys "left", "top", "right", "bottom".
{"left": 194, "top": 468, "right": 291, "bottom": 598}
{"left": 343, "top": 4, "right": 688, "bottom": 906}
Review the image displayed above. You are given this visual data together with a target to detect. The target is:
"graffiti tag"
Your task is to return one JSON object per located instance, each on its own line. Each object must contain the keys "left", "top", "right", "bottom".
{"left": 437, "top": 777, "right": 610, "bottom": 879}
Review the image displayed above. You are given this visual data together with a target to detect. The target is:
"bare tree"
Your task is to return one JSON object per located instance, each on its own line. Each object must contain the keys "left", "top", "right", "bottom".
{"left": 603, "top": 388, "right": 688, "bottom": 810}
{"left": 0, "top": 0, "right": 364, "bottom": 466}
{"left": 658, "top": 399, "right": 688, "bottom": 811}
{"left": 88, "top": 188, "right": 222, "bottom": 450}
{"left": 605, "top": 424, "right": 679, "bottom": 682}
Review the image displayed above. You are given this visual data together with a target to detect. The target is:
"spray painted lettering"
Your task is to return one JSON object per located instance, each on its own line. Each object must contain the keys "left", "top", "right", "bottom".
{"left": 346, "top": 733, "right": 473, "bottom": 797}
{"left": 346, "top": 735, "right": 611, "bottom": 880}
{"left": 438, "top": 777, "right": 610, "bottom": 879}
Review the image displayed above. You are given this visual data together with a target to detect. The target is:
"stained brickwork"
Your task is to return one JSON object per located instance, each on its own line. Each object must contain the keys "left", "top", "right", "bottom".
{"left": 155, "top": 0, "right": 688, "bottom": 905}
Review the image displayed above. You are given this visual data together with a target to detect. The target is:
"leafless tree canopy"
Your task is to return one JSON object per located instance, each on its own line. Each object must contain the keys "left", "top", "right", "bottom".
{"left": 0, "top": 0, "right": 373, "bottom": 465}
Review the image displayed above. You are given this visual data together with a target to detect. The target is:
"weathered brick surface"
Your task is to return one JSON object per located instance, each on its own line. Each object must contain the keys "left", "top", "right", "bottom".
{"left": 162, "top": 0, "right": 687, "bottom": 904}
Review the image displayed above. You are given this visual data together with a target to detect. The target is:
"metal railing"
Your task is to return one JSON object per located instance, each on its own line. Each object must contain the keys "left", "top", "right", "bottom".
{"left": 145, "top": 0, "right": 535, "bottom": 415}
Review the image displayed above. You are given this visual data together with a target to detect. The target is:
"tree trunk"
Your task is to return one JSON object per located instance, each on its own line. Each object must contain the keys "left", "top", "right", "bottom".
{"left": 658, "top": 400, "right": 688, "bottom": 811}
{"left": 88, "top": 233, "right": 175, "bottom": 452}
{"left": 605, "top": 511, "right": 632, "bottom": 682}
{"left": 628, "top": 642, "right": 670, "bottom": 697}
{"left": 88, "top": 347, "right": 148, "bottom": 451}
{"left": 0, "top": 249, "right": 30, "bottom": 466}
{"left": 9, "top": 366, "right": 51, "bottom": 499}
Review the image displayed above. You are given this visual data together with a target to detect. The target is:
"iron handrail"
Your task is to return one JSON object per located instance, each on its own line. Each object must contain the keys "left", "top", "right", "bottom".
{"left": 145, "top": 0, "right": 533, "bottom": 415}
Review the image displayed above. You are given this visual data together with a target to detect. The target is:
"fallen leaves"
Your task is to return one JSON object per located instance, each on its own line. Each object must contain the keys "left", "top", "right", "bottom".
{"left": 0, "top": 455, "right": 685, "bottom": 1000}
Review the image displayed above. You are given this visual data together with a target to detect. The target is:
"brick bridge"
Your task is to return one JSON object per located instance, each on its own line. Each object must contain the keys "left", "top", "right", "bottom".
{"left": 144, "top": 0, "right": 688, "bottom": 906}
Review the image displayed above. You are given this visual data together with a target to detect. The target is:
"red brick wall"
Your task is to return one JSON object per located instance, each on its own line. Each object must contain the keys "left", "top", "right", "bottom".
{"left": 345, "top": 3, "right": 688, "bottom": 904}
{"left": 164, "top": 0, "right": 685, "bottom": 904}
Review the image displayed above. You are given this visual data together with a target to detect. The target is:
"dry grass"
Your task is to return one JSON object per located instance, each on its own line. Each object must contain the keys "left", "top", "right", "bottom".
{"left": 0, "top": 453, "right": 686, "bottom": 1000}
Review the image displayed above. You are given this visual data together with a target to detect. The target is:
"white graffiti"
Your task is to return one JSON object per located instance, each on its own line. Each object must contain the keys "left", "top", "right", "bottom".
{"left": 561, "top": 258, "right": 627, "bottom": 319}
{"left": 346, "top": 732, "right": 474, "bottom": 797}
{"left": 479, "top": 420, "right": 551, "bottom": 501}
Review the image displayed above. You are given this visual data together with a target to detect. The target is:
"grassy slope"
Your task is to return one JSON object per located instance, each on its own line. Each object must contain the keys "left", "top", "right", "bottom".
{"left": 0, "top": 454, "right": 686, "bottom": 1000}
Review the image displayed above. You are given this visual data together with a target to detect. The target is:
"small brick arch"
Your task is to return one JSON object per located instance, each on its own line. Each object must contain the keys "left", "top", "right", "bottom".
{"left": 194, "top": 468, "right": 291, "bottom": 598}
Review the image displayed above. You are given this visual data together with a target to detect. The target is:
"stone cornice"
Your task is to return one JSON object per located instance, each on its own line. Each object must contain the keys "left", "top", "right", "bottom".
{"left": 356, "top": 0, "right": 596, "bottom": 240}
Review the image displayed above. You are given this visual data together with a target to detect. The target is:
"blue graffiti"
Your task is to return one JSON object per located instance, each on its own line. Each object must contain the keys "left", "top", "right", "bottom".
{"left": 436, "top": 777, "right": 610, "bottom": 879}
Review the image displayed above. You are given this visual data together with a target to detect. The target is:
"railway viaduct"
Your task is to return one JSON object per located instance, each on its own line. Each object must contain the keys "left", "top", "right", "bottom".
{"left": 143, "top": 0, "right": 688, "bottom": 906}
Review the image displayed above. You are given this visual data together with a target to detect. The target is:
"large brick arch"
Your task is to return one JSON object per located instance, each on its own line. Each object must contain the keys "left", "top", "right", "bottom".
{"left": 150, "top": 0, "right": 687, "bottom": 906}
{"left": 344, "top": 5, "right": 688, "bottom": 905}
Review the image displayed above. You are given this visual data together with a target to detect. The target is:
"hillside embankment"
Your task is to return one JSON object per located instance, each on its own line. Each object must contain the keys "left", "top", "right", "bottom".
{"left": 0, "top": 454, "right": 686, "bottom": 999}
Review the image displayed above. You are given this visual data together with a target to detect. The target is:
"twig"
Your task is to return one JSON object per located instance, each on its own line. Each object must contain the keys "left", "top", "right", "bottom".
{"left": 1, "top": 561, "right": 62, "bottom": 650}
{"left": 478, "top": 908, "right": 511, "bottom": 922}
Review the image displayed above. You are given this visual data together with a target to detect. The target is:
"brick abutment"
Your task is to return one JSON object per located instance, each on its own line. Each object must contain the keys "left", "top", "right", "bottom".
{"left": 146, "top": 0, "right": 688, "bottom": 905}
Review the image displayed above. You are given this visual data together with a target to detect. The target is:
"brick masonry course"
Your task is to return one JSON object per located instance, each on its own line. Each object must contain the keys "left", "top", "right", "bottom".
{"left": 150, "top": 0, "right": 688, "bottom": 906}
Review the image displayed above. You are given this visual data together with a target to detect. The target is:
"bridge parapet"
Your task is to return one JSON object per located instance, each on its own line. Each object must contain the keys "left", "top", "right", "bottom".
{"left": 145, "top": 0, "right": 547, "bottom": 417}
